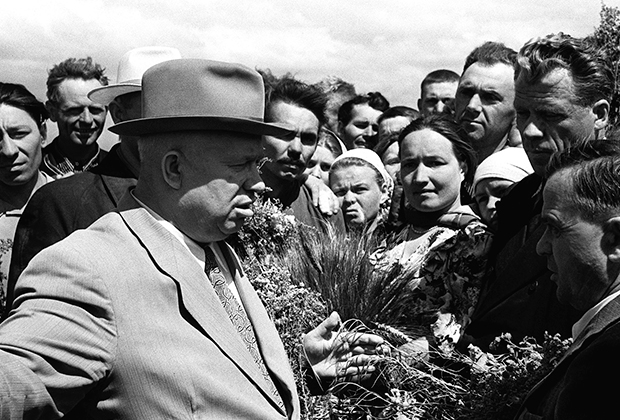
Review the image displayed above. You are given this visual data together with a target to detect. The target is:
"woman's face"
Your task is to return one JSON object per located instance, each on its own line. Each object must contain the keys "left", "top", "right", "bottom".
{"left": 330, "top": 164, "right": 385, "bottom": 228}
{"left": 304, "top": 145, "right": 336, "bottom": 185}
{"left": 474, "top": 177, "right": 515, "bottom": 230}
{"left": 380, "top": 141, "right": 400, "bottom": 184}
{"left": 400, "top": 128, "right": 465, "bottom": 213}
{"left": 0, "top": 104, "right": 44, "bottom": 187}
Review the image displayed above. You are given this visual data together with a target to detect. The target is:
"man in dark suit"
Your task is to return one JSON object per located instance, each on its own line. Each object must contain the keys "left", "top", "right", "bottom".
{"left": 0, "top": 59, "right": 382, "bottom": 419}
{"left": 5, "top": 47, "right": 181, "bottom": 315}
{"left": 465, "top": 33, "right": 611, "bottom": 349}
{"left": 516, "top": 140, "right": 620, "bottom": 419}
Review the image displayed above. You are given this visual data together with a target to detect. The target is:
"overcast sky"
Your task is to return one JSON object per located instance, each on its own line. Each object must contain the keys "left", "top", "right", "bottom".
{"left": 2, "top": 0, "right": 617, "bottom": 146}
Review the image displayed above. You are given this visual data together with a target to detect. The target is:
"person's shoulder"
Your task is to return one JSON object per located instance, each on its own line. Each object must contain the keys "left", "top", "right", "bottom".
{"left": 502, "top": 173, "right": 542, "bottom": 204}
{"left": 28, "top": 171, "right": 102, "bottom": 207}
{"left": 437, "top": 205, "right": 485, "bottom": 230}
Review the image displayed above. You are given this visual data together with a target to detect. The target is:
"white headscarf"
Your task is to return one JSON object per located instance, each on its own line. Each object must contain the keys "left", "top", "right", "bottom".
{"left": 331, "top": 148, "right": 394, "bottom": 196}
{"left": 473, "top": 147, "right": 534, "bottom": 192}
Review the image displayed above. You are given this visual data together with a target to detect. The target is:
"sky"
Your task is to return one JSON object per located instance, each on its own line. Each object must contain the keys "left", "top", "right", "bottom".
{"left": 1, "top": 0, "right": 618, "bottom": 146}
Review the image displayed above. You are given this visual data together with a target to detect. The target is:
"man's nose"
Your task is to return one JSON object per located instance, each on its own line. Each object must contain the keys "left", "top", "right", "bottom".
{"left": 466, "top": 94, "right": 482, "bottom": 112}
{"left": 343, "top": 190, "right": 355, "bottom": 203}
{"left": 521, "top": 118, "right": 544, "bottom": 141}
{"left": 287, "top": 136, "right": 303, "bottom": 156}
{"left": 362, "top": 125, "right": 377, "bottom": 137}
{"left": 0, "top": 135, "right": 18, "bottom": 159}
{"left": 78, "top": 108, "right": 94, "bottom": 125}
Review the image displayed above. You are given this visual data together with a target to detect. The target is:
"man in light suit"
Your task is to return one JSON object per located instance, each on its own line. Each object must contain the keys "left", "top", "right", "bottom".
{"left": 516, "top": 140, "right": 620, "bottom": 419}
{"left": 0, "top": 59, "right": 382, "bottom": 419}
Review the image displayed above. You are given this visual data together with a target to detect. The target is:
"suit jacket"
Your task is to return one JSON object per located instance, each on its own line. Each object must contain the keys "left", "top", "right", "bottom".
{"left": 516, "top": 295, "right": 620, "bottom": 419}
{"left": 6, "top": 144, "right": 137, "bottom": 317}
{"left": 466, "top": 174, "right": 579, "bottom": 348}
{"left": 0, "top": 193, "right": 299, "bottom": 419}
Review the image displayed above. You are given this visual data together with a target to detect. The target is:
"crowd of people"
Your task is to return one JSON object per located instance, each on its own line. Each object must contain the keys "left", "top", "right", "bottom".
{"left": 0, "top": 30, "right": 618, "bottom": 419}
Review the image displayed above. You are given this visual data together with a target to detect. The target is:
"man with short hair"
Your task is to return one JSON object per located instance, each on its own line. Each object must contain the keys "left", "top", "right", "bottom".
{"left": 377, "top": 105, "right": 420, "bottom": 140}
{"left": 42, "top": 57, "right": 109, "bottom": 178}
{"left": 0, "top": 59, "right": 381, "bottom": 419}
{"left": 261, "top": 74, "right": 345, "bottom": 232}
{"left": 315, "top": 76, "right": 356, "bottom": 135}
{"left": 6, "top": 47, "right": 181, "bottom": 314}
{"left": 455, "top": 41, "right": 521, "bottom": 162}
{"left": 417, "top": 69, "right": 459, "bottom": 117}
{"left": 466, "top": 33, "right": 611, "bottom": 348}
{"left": 516, "top": 140, "right": 620, "bottom": 419}
{"left": 337, "top": 92, "right": 390, "bottom": 150}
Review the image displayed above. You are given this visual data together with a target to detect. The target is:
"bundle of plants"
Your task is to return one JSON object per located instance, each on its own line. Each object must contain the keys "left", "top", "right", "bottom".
{"left": 283, "top": 225, "right": 425, "bottom": 338}
{"left": 235, "top": 196, "right": 298, "bottom": 261}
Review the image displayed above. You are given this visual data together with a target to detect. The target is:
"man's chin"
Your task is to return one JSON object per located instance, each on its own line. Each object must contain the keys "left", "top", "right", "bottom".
{"left": 71, "top": 133, "right": 100, "bottom": 146}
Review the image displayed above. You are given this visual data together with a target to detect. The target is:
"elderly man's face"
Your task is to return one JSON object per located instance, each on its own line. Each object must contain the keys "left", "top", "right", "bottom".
{"left": 262, "top": 101, "right": 320, "bottom": 182}
{"left": 49, "top": 78, "right": 107, "bottom": 148}
{"left": 177, "top": 132, "right": 265, "bottom": 243}
{"left": 455, "top": 63, "right": 515, "bottom": 156}
{"left": 515, "top": 68, "right": 603, "bottom": 177}
{"left": 536, "top": 169, "right": 610, "bottom": 313}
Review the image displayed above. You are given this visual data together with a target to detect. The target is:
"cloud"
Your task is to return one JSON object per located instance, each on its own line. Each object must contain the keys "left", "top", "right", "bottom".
{"left": 0, "top": 0, "right": 615, "bottom": 145}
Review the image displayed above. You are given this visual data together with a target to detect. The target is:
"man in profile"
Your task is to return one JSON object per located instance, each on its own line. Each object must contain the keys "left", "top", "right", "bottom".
{"left": 417, "top": 69, "right": 459, "bottom": 117}
{"left": 455, "top": 42, "right": 521, "bottom": 162}
{"left": 517, "top": 140, "right": 620, "bottom": 419}
{"left": 0, "top": 59, "right": 382, "bottom": 419}
{"left": 42, "top": 57, "right": 109, "bottom": 178}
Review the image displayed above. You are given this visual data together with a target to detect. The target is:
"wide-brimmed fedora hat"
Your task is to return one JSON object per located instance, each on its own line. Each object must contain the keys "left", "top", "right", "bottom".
{"left": 88, "top": 46, "right": 182, "bottom": 105}
{"left": 109, "top": 58, "right": 293, "bottom": 138}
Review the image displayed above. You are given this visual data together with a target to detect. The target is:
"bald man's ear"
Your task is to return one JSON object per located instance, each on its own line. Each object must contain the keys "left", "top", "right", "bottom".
{"left": 603, "top": 217, "right": 620, "bottom": 264}
{"left": 108, "top": 101, "right": 123, "bottom": 124}
{"left": 162, "top": 151, "right": 182, "bottom": 190}
{"left": 593, "top": 99, "right": 610, "bottom": 137}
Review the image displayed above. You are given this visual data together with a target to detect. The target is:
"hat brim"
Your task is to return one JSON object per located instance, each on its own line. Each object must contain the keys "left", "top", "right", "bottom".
{"left": 88, "top": 83, "right": 141, "bottom": 105}
{"left": 109, "top": 116, "right": 294, "bottom": 138}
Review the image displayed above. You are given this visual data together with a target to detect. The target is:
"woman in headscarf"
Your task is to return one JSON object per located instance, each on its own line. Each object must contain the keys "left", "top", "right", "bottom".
{"left": 329, "top": 148, "right": 393, "bottom": 234}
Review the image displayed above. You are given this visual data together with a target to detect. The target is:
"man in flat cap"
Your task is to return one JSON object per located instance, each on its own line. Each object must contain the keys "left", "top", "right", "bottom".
{"left": 0, "top": 59, "right": 381, "bottom": 419}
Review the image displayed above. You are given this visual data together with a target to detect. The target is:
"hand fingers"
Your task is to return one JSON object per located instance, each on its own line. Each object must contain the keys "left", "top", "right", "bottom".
{"left": 318, "top": 195, "right": 335, "bottom": 216}
{"left": 341, "top": 331, "right": 385, "bottom": 347}
{"left": 335, "top": 355, "right": 380, "bottom": 378}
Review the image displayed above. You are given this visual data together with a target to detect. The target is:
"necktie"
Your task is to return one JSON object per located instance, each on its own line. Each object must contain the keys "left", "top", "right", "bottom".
{"left": 203, "top": 244, "right": 284, "bottom": 409}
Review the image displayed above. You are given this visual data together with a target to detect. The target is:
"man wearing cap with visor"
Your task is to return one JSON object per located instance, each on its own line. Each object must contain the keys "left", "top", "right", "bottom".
{"left": 6, "top": 47, "right": 182, "bottom": 314}
{"left": 0, "top": 59, "right": 382, "bottom": 419}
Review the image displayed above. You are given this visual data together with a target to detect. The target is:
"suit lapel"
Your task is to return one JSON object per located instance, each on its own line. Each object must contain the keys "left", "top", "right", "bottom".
{"left": 116, "top": 194, "right": 282, "bottom": 409}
